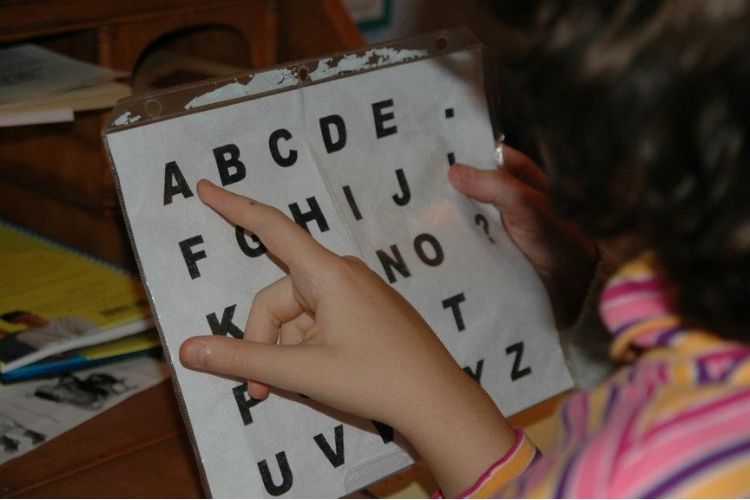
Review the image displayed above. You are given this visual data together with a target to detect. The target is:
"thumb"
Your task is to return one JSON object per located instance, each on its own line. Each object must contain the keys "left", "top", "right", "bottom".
{"left": 180, "top": 335, "right": 316, "bottom": 395}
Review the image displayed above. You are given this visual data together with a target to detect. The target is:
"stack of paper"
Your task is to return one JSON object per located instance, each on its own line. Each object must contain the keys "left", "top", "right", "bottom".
{"left": 0, "top": 44, "right": 131, "bottom": 127}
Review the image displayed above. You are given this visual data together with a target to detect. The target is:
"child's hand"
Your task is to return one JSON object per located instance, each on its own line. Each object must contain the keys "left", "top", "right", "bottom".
{"left": 448, "top": 145, "right": 599, "bottom": 324}
{"left": 180, "top": 180, "right": 514, "bottom": 497}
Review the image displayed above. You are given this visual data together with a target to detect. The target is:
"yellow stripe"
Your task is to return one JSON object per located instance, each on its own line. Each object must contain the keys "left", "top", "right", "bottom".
{"left": 526, "top": 447, "right": 577, "bottom": 498}
{"left": 673, "top": 455, "right": 750, "bottom": 498}
{"left": 586, "top": 384, "right": 611, "bottom": 435}
{"left": 612, "top": 252, "right": 657, "bottom": 279}
{"left": 669, "top": 355, "right": 696, "bottom": 384}
{"left": 730, "top": 361, "right": 750, "bottom": 383}
{"left": 469, "top": 435, "right": 537, "bottom": 498}
{"left": 610, "top": 317, "right": 679, "bottom": 360}
{"left": 673, "top": 330, "right": 725, "bottom": 353}
{"left": 637, "top": 385, "right": 732, "bottom": 431}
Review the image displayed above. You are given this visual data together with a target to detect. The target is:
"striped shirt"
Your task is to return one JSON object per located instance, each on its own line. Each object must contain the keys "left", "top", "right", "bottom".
{"left": 463, "top": 254, "right": 750, "bottom": 497}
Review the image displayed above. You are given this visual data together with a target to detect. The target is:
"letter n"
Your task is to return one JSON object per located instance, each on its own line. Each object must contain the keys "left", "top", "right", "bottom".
{"left": 376, "top": 245, "right": 410, "bottom": 283}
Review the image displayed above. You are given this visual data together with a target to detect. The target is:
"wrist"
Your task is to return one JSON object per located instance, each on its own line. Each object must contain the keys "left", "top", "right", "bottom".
{"left": 393, "top": 371, "right": 516, "bottom": 497}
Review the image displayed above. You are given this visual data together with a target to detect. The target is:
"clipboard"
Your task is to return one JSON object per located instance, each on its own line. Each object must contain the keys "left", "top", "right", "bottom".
{"left": 103, "top": 28, "right": 572, "bottom": 498}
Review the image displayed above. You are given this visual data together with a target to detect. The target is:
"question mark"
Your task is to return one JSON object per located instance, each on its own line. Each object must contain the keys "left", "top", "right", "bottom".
{"left": 474, "top": 214, "right": 495, "bottom": 244}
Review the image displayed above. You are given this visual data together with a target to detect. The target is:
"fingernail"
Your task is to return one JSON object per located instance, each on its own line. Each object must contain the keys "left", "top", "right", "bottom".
{"left": 182, "top": 340, "right": 207, "bottom": 367}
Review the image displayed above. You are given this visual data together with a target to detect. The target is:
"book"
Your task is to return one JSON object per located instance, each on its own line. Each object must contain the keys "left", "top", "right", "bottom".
{"left": 0, "top": 330, "right": 161, "bottom": 383}
{"left": 0, "top": 220, "right": 153, "bottom": 376}
{"left": 104, "top": 30, "right": 573, "bottom": 497}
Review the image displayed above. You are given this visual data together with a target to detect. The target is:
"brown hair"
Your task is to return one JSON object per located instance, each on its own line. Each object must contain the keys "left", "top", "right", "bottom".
{"left": 524, "top": 0, "right": 750, "bottom": 339}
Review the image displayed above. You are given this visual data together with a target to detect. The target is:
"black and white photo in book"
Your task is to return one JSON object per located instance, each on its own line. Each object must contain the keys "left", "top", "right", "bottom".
{"left": 104, "top": 30, "right": 573, "bottom": 498}
{"left": 0, "top": 357, "right": 168, "bottom": 466}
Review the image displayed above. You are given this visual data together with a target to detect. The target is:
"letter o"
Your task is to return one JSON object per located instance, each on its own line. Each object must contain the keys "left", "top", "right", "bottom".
{"left": 413, "top": 233, "right": 444, "bottom": 267}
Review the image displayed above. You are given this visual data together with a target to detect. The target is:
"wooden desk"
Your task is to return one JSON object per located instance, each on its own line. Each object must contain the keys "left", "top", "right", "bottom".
{"left": 0, "top": 377, "right": 564, "bottom": 498}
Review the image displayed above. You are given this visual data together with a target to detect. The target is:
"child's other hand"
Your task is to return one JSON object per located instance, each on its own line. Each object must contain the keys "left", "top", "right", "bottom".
{"left": 448, "top": 145, "right": 599, "bottom": 324}
{"left": 180, "top": 180, "right": 514, "bottom": 497}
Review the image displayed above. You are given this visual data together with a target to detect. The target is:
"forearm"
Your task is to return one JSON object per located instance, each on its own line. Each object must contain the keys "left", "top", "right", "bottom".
{"left": 396, "top": 373, "right": 516, "bottom": 497}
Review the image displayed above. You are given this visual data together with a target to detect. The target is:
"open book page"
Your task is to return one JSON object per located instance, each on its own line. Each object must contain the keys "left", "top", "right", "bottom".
{"left": 105, "top": 39, "right": 572, "bottom": 497}
{"left": 0, "top": 356, "right": 168, "bottom": 466}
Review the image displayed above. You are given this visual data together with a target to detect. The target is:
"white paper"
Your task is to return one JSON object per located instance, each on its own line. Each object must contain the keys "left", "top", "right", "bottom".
{"left": 106, "top": 48, "right": 573, "bottom": 498}
{"left": 0, "top": 108, "right": 73, "bottom": 127}
{"left": 0, "top": 356, "right": 169, "bottom": 466}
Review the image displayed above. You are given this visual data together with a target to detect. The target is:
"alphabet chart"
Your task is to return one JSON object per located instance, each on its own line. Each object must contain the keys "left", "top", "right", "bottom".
{"left": 105, "top": 31, "right": 573, "bottom": 498}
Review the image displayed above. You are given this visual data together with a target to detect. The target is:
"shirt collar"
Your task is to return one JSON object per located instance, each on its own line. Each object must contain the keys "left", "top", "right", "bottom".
{"left": 600, "top": 253, "right": 717, "bottom": 360}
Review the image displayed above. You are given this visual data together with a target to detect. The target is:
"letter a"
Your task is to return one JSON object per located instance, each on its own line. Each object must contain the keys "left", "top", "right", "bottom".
{"left": 163, "top": 161, "right": 193, "bottom": 205}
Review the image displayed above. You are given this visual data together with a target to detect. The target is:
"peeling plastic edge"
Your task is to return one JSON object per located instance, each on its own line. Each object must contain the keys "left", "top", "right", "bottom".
{"left": 100, "top": 133, "right": 215, "bottom": 499}
{"left": 103, "top": 27, "right": 484, "bottom": 134}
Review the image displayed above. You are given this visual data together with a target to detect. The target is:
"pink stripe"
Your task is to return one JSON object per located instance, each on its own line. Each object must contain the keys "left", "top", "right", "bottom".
{"left": 517, "top": 441, "right": 556, "bottom": 493}
{"left": 601, "top": 278, "right": 664, "bottom": 302}
{"left": 697, "top": 348, "right": 750, "bottom": 382}
{"left": 658, "top": 362, "right": 669, "bottom": 384}
{"left": 629, "top": 361, "right": 670, "bottom": 386}
{"left": 616, "top": 396, "right": 750, "bottom": 494}
{"left": 550, "top": 395, "right": 592, "bottom": 496}
{"left": 609, "top": 322, "right": 674, "bottom": 349}
{"left": 601, "top": 300, "right": 672, "bottom": 331}
{"left": 565, "top": 392, "right": 590, "bottom": 443}
{"left": 566, "top": 380, "right": 655, "bottom": 496}
{"left": 644, "top": 387, "right": 750, "bottom": 439}
{"left": 567, "top": 408, "right": 635, "bottom": 496}
{"left": 699, "top": 347, "right": 750, "bottom": 367}
{"left": 600, "top": 291, "right": 668, "bottom": 322}
{"left": 453, "top": 428, "right": 525, "bottom": 498}
{"left": 616, "top": 382, "right": 656, "bottom": 456}
{"left": 631, "top": 326, "right": 671, "bottom": 347}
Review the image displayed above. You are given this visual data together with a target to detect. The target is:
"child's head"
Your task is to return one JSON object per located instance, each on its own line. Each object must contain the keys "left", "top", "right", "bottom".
{"left": 525, "top": 0, "right": 750, "bottom": 340}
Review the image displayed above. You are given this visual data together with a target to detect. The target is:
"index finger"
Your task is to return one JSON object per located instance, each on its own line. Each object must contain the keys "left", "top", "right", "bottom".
{"left": 197, "top": 179, "right": 337, "bottom": 271}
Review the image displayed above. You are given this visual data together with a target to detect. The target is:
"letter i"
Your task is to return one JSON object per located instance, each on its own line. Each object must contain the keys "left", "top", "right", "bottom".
{"left": 445, "top": 107, "right": 456, "bottom": 165}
